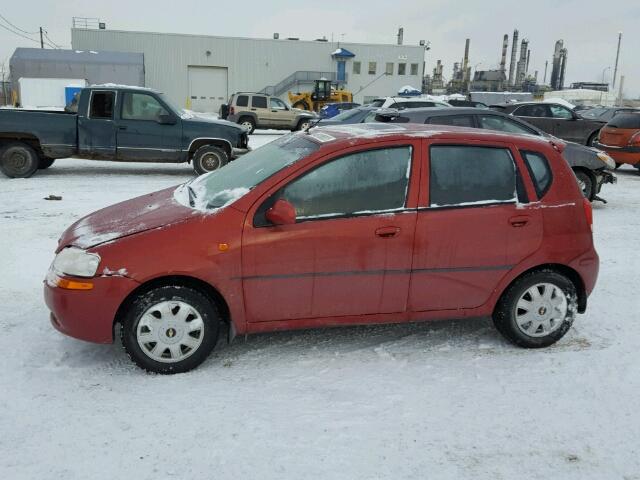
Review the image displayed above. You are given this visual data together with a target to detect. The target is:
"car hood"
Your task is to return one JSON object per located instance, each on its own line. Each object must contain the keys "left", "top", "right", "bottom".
{"left": 182, "top": 115, "right": 245, "bottom": 132}
{"left": 292, "top": 108, "right": 317, "bottom": 117}
{"left": 58, "top": 187, "right": 194, "bottom": 250}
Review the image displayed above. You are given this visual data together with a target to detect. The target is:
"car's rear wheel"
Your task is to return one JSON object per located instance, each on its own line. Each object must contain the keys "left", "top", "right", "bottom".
{"left": 587, "top": 131, "right": 599, "bottom": 146}
{"left": 296, "top": 118, "right": 312, "bottom": 131}
{"left": 192, "top": 145, "right": 229, "bottom": 175}
{"left": 493, "top": 270, "right": 577, "bottom": 348}
{"left": 38, "top": 157, "right": 55, "bottom": 169}
{"left": 121, "top": 286, "right": 221, "bottom": 374}
{"left": 574, "top": 169, "right": 595, "bottom": 201}
{"left": 238, "top": 116, "right": 255, "bottom": 134}
{"left": 0, "top": 142, "right": 39, "bottom": 178}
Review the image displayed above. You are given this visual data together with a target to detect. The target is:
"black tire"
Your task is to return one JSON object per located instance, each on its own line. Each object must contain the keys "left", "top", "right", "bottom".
{"left": 292, "top": 100, "right": 310, "bottom": 111}
{"left": 120, "top": 285, "right": 221, "bottom": 374}
{"left": 493, "top": 269, "right": 578, "bottom": 348}
{"left": 38, "top": 157, "right": 55, "bottom": 169}
{"left": 573, "top": 169, "right": 595, "bottom": 201}
{"left": 295, "top": 118, "right": 312, "bottom": 131}
{"left": 238, "top": 116, "right": 255, "bottom": 134}
{"left": 0, "top": 142, "right": 39, "bottom": 178}
{"left": 192, "top": 145, "right": 229, "bottom": 175}
{"left": 587, "top": 131, "right": 599, "bottom": 147}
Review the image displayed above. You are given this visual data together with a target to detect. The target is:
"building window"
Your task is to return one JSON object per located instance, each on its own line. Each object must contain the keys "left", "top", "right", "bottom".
{"left": 398, "top": 63, "right": 406, "bottom": 75}
{"left": 385, "top": 62, "right": 393, "bottom": 75}
{"left": 353, "top": 61, "right": 361, "bottom": 74}
{"left": 368, "top": 62, "right": 377, "bottom": 75}
{"left": 410, "top": 63, "right": 419, "bottom": 75}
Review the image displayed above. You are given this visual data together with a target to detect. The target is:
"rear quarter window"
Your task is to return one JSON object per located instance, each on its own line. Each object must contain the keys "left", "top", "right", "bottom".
{"left": 521, "top": 151, "right": 553, "bottom": 199}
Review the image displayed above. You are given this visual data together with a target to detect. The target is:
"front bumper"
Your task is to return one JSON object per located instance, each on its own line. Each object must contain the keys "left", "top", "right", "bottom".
{"left": 594, "top": 169, "right": 616, "bottom": 194}
{"left": 232, "top": 147, "right": 251, "bottom": 158}
{"left": 44, "top": 274, "right": 140, "bottom": 344}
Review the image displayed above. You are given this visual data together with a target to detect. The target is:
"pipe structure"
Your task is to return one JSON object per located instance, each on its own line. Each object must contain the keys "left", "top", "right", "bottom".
{"left": 612, "top": 32, "right": 622, "bottom": 89}
{"left": 508, "top": 29, "right": 519, "bottom": 86}
{"left": 500, "top": 34, "right": 509, "bottom": 73}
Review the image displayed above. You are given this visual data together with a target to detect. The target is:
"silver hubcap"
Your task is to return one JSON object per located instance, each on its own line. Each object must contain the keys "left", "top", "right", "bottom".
{"left": 300, "top": 122, "right": 310, "bottom": 130}
{"left": 200, "top": 152, "right": 222, "bottom": 171}
{"left": 515, "top": 283, "right": 568, "bottom": 337}
{"left": 577, "top": 178, "right": 587, "bottom": 195}
{"left": 136, "top": 300, "right": 205, "bottom": 363}
{"left": 241, "top": 121, "right": 253, "bottom": 131}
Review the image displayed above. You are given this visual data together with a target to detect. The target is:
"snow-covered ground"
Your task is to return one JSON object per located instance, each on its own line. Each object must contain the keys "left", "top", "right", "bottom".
{"left": 1, "top": 132, "right": 639, "bottom": 479}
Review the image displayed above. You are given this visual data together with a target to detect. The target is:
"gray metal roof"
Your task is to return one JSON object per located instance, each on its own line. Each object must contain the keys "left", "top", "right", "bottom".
{"left": 11, "top": 48, "right": 143, "bottom": 66}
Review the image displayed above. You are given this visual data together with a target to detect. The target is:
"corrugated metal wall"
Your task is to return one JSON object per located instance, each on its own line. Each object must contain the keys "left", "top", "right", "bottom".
{"left": 71, "top": 29, "right": 425, "bottom": 108}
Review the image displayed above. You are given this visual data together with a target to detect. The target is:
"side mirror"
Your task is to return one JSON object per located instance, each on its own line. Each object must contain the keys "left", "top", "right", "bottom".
{"left": 158, "top": 113, "right": 176, "bottom": 125}
{"left": 266, "top": 199, "right": 296, "bottom": 225}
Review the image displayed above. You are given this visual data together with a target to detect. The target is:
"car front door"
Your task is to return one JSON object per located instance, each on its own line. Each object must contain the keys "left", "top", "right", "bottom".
{"left": 409, "top": 141, "right": 542, "bottom": 312}
{"left": 116, "top": 91, "right": 182, "bottom": 162}
{"left": 241, "top": 141, "right": 421, "bottom": 323}
{"left": 548, "top": 104, "right": 584, "bottom": 143}
{"left": 512, "top": 104, "right": 554, "bottom": 135}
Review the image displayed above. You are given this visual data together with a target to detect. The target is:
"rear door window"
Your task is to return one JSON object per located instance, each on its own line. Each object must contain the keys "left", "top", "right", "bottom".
{"left": 514, "top": 104, "right": 551, "bottom": 118}
{"left": 252, "top": 96, "right": 268, "bottom": 108}
{"left": 428, "top": 115, "right": 474, "bottom": 127}
{"left": 429, "top": 145, "right": 517, "bottom": 207}
{"left": 478, "top": 114, "right": 538, "bottom": 135}
{"left": 89, "top": 91, "right": 115, "bottom": 119}
{"left": 521, "top": 150, "right": 552, "bottom": 198}
{"left": 236, "top": 95, "right": 249, "bottom": 107}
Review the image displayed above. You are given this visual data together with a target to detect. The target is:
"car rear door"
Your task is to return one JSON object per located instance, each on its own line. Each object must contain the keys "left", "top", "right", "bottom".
{"left": 250, "top": 95, "right": 270, "bottom": 128}
{"left": 241, "top": 140, "right": 421, "bottom": 323}
{"left": 512, "top": 104, "right": 554, "bottom": 135}
{"left": 408, "top": 140, "right": 543, "bottom": 312}
{"left": 78, "top": 89, "right": 117, "bottom": 159}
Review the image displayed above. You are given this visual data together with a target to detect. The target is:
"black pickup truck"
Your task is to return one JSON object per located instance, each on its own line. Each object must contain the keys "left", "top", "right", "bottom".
{"left": 0, "top": 85, "right": 250, "bottom": 178}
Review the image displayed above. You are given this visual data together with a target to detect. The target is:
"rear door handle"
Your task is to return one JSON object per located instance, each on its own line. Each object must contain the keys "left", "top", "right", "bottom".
{"left": 509, "top": 215, "right": 530, "bottom": 227}
{"left": 375, "top": 226, "right": 400, "bottom": 238}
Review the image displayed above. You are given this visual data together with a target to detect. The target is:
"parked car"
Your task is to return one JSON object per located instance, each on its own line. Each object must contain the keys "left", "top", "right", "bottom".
{"left": 0, "top": 85, "right": 249, "bottom": 178}
{"left": 372, "top": 107, "right": 617, "bottom": 201}
{"left": 319, "top": 102, "right": 361, "bottom": 119}
{"left": 45, "top": 124, "right": 598, "bottom": 373}
{"left": 594, "top": 113, "right": 640, "bottom": 169}
{"left": 368, "top": 96, "right": 451, "bottom": 109}
{"left": 491, "top": 102, "right": 605, "bottom": 146}
{"left": 221, "top": 92, "right": 316, "bottom": 134}
{"left": 578, "top": 106, "right": 639, "bottom": 123}
{"left": 316, "top": 105, "right": 382, "bottom": 126}
{"left": 447, "top": 99, "right": 488, "bottom": 108}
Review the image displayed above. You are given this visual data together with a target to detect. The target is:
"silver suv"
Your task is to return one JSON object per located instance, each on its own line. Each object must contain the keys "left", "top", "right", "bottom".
{"left": 221, "top": 93, "right": 316, "bottom": 134}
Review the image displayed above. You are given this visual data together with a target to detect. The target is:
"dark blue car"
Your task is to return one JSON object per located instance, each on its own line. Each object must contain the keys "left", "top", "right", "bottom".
{"left": 319, "top": 102, "right": 361, "bottom": 119}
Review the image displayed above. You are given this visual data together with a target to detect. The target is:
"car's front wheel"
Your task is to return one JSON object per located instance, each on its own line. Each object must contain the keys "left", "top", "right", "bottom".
{"left": 493, "top": 270, "right": 577, "bottom": 348}
{"left": 192, "top": 145, "right": 229, "bottom": 175}
{"left": 296, "top": 118, "right": 312, "bottom": 131}
{"left": 121, "top": 285, "right": 221, "bottom": 374}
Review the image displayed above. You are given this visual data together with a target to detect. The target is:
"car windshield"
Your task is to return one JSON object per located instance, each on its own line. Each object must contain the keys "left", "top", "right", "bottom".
{"left": 579, "top": 107, "right": 608, "bottom": 119}
{"left": 330, "top": 108, "right": 369, "bottom": 122}
{"left": 182, "top": 135, "right": 320, "bottom": 209}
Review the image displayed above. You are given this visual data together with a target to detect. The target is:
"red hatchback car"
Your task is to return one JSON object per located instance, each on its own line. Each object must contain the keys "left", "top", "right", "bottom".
{"left": 45, "top": 124, "right": 599, "bottom": 373}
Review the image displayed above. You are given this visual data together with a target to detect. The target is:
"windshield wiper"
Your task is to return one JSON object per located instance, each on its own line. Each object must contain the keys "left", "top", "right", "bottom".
{"left": 187, "top": 185, "right": 197, "bottom": 207}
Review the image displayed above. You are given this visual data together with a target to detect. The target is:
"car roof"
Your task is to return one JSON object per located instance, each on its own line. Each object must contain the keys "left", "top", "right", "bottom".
{"left": 308, "top": 123, "right": 552, "bottom": 148}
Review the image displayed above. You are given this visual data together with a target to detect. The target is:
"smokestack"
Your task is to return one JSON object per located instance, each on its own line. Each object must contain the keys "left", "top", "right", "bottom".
{"left": 500, "top": 34, "right": 509, "bottom": 72}
{"left": 397, "top": 27, "right": 404, "bottom": 45}
{"left": 559, "top": 48, "right": 567, "bottom": 90}
{"left": 544, "top": 60, "right": 548, "bottom": 84}
{"left": 612, "top": 32, "right": 622, "bottom": 88}
{"left": 525, "top": 49, "right": 531, "bottom": 75}
{"left": 463, "top": 38, "right": 470, "bottom": 83}
{"left": 550, "top": 40, "right": 564, "bottom": 90}
{"left": 508, "top": 29, "right": 519, "bottom": 86}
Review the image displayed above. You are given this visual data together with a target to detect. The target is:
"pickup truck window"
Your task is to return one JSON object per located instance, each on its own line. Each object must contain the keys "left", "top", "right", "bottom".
{"left": 122, "top": 92, "right": 168, "bottom": 121}
{"left": 90, "top": 91, "right": 115, "bottom": 119}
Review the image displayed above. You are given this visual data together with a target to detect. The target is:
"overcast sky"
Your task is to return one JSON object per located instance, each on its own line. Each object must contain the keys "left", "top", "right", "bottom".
{"left": 1, "top": 0, "right": 638, "bottom": 96}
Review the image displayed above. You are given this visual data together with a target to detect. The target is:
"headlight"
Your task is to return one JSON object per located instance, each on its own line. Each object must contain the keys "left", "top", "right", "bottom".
{"left": 52, "top": 247, "right": 101, "bottom": 278}
{"left": 596, "top": 151, "right": 616, "bottom": 170}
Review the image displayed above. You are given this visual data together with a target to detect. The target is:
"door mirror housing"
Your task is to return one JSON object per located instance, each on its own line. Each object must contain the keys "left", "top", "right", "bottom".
{"left": 266, "top": 199, "right": 296, "bottom": 225}
{"left": 158, "top": 113, "right": 177, "bottom": 125}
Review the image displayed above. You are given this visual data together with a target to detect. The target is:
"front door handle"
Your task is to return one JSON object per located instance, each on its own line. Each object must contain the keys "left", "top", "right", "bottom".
{"left": 375, "top": 226, "right": 400, "bottom": 238}
{"left": 118, "top": 125, "right": 127, "bottom": 130}
{"left": 509, "top": 215, "right": 530, "bottom": 227}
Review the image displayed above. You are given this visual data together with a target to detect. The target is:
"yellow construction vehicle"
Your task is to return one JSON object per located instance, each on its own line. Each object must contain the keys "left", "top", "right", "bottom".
{"left": 288, "top": 79, "right": 353, "bottom": 112}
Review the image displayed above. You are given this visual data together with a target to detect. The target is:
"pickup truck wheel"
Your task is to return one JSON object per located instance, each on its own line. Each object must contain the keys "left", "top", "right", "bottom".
{"left": 0, "top": 142, "right": 39, "bottom": 178}
{"left": 238, "top": 117, "right": 255, "bottom": 134}
{"left": 574, "top": 169, "right": 595, "bottom": 201}
{"left": 38, "top": 157, "right": 55, "bottom": 169}
{"left": 192, "top": 145, "right": 229, "bottom": 175}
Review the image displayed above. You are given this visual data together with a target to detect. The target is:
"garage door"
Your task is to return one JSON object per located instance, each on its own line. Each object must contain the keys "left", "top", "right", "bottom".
{"left": 188, "top": 66, "right": 228, "bottom": 113}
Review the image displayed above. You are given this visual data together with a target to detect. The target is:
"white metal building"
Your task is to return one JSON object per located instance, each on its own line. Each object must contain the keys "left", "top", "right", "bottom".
{"left": 71, "top": 28, "right": 426, "bottom": 112}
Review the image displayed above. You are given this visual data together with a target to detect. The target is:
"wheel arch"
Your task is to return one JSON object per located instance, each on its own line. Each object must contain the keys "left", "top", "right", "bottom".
{"left": 0, "top": 134, "right": 44, "bottom": 156}
{"left": 113, "top": 274, "right": 232, "bottom": 338}
{"left": 495, "top": 263, "right": 587, "bottom": 314}
{"left": 187, "top": 138, "right": 232, "bottom": 159}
